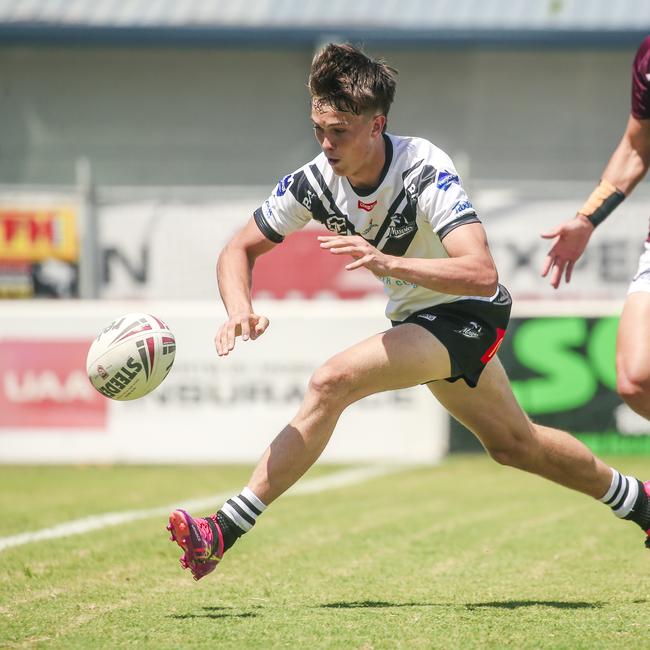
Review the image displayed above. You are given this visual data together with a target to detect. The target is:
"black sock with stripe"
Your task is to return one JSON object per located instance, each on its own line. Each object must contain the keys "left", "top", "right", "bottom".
{"left": 217, "top": 487, "right": 267, "bottom": 551}
{"left": 599, "top": 469, "right": 650, "bottom": 531}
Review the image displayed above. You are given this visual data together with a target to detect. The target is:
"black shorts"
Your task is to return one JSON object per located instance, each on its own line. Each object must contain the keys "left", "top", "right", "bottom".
{"left": 391, "top": 284, "right": 512, "bottom": 388}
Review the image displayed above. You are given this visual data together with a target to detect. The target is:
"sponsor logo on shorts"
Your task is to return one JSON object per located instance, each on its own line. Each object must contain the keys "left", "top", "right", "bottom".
{"left": 455, "top": 321, "right": 482, "bottom": 338}
{"left": 417, "top": 314, "right": 437, "bottom": 322}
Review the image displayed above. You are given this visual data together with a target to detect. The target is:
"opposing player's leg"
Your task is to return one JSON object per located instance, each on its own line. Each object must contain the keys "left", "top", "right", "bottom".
{"left": 168, "top": 323, "right": 452, "bottom": 579}
{"left": 616, "top": 291, "right": 650, "bottom": 420}
{"left": 427, "top": 357, "right": 650, "bottom": 545}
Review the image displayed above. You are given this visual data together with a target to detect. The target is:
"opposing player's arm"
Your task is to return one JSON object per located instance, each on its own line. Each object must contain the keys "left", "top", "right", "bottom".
{"left": 541, "top": 115, "right": 650, "bottom": 288}
{"left": 600, "top": 115, "right": 650, "bottom": 196}
{"left": 215, "top": 217, "right": 278, "bottom": 356}
{"left": 319, "top": 222, "right": 498, "bottom": 297}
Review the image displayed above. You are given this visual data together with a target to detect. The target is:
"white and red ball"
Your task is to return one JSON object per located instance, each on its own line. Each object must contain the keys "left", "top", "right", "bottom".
{"left": 86, "top": 313, "right": 176, "bottom": 401}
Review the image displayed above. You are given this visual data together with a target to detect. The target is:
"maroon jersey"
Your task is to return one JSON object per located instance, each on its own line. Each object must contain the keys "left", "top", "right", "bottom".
{"left": 632, "top": 36, "right": 650, "bottom": 119}
{"left": 632, "top": 36, "right": 650, "bottom": 241}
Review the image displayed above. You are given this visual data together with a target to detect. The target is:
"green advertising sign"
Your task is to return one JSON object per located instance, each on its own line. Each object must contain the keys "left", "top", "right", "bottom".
{"left": 450, "top": 316, "right": 650, "bottom": 455}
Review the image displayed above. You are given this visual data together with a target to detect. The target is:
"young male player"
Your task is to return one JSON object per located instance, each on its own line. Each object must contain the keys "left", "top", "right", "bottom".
{"left": 168, "top": 43, "right": 650, "bottom": 581}
{"left": 542, "top": 35, "right": 650, "bottom": 420}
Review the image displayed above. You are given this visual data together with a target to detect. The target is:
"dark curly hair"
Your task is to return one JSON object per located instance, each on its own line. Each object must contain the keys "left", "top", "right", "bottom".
{"left": 308, "top": 43, "right": 398, "bottom": 125}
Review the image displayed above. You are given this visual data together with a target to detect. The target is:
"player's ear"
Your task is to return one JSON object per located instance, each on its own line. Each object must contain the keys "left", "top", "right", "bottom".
{"left": 371, "top": 114, "right": 386, "bottom": 136}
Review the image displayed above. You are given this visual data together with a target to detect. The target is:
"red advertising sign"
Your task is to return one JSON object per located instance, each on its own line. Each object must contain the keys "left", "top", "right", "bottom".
{"left": 252, "top": 230, "right": 383, "bottom": 299}
{"left": 0, "top": 340, "right": 107, "bottom": 429}
{"left": 0, "top": 208, "right": 79, "bottom": 262}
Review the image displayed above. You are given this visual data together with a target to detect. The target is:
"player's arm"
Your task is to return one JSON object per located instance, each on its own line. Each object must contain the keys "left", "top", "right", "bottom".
{"left": 319, "top": 222, "right": 498, "bottom": 297}
{"left": 541, "top": 115, "right": 650, "bottom": 288}
{"left": 215, "top": 217, "right": 278, "bottom": 356}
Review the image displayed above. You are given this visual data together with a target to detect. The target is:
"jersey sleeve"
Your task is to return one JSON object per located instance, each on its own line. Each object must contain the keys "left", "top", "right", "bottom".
{"left": 418, "top": 168, "right": 480, "bottom": 239}
{"left": 631, "top": 36, "right": 650, "bottom": 119}
{"left": 253, "top": 171, "right": 313, "bottom": 243}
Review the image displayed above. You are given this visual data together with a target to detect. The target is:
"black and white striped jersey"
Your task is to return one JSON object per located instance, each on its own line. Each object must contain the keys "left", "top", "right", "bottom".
{"left": 254, "top": 133, "right": 481, "bottom": 321}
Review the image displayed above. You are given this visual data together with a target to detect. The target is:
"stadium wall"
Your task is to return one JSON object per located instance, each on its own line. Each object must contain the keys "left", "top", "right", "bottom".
{"left": 0, "top": 45, "right": 637, "bottom": 186}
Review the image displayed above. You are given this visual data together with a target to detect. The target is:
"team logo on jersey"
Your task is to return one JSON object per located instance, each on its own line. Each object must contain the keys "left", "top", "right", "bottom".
{"left": 325, "top": 215, "right": 347, "bottom": 234}
{"left": 358, "top": 199, "right": 377, "bottom": 212}
{"left": 275, "top": 174, "right": 294, "bottom": 197}
{"left": 388, "top": 213, "right": 417, "bottom": 239}
{"left": 436, "top": 171, "right": 460, "bottom": 191}
{"left": 453, "top": 199, "right": 473, "bottom": 214}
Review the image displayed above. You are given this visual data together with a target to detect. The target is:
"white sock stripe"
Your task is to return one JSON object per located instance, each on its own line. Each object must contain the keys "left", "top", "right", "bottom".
{"left": 599, "top": 469, "right": 621, "bottom": 503}
{"left": 221, "top": 502, "right": 253, "bottom": 531}
{"left": 230, "top": 496, "right": 260, "bottom": 521}
{"left": 241, "top": 487, "right": 267, "bottom": 512}
{"left": 612, "top": 476, "right": 639, "bottom": 518}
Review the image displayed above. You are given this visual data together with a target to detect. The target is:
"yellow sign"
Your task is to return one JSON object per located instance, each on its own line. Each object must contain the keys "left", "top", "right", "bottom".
{"left": 0, "top": 208, "right": 79, "bottom": 262}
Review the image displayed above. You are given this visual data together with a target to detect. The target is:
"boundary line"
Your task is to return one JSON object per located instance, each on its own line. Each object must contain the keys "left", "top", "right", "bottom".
{"left": 0, "top": 465, "right": 400, "bottom": 552}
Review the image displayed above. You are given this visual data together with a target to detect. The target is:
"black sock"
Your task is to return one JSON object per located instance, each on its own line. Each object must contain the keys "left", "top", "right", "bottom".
{"left": 216, "top": 510, "right": 244, "bottom": 551}
{"left": 624, "top": 480, "right": 650, "bottom": 532}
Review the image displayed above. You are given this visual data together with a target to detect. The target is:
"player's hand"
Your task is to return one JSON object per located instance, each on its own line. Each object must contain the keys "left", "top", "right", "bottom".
{"left": 318, "top": 235, "right": 393, "bottom": 275}
{"left": 540, "top": 216, "right": 594, "bottom": 288}
{"left": 215, "top": 312, "right": 269, "bottom": 357}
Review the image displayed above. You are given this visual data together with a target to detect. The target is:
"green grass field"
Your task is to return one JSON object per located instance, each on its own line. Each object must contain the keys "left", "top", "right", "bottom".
{"left": 1, "top": 456, "right": 649, "bottom": 649}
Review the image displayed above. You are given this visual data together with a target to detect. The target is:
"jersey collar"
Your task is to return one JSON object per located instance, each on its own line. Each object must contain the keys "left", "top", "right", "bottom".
{"left": 348, "top": 133, "right": 393, "bottom": 197}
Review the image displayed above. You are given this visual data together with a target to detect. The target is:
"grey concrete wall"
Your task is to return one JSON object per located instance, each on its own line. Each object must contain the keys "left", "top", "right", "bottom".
{"left": 0, "top": 44, "right": 637, "bottom": 186}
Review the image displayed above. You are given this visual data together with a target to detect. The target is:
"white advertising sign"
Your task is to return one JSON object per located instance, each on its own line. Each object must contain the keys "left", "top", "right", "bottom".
{"left": 0, "top": 300, "right": 448, "bottom": 464}
{"left": 95, "top": 184, "right": 650, "bottom": 301}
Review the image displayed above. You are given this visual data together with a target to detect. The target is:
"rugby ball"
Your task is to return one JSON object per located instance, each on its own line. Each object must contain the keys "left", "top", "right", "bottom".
{"left": 86, "top": 313, "right": 176, "bottom": 401}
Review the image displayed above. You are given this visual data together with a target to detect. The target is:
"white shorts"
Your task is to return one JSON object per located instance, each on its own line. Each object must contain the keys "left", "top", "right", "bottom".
{"left": 628, "top": 241, "right": 650, "bottom": 295}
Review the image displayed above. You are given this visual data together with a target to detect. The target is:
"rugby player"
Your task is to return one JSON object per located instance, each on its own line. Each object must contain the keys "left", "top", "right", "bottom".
{"left": 168, "top": 43, "right": 650, "bottom": 581}
{"left": 542, "top": 35, "right": 650, "bottom": 421}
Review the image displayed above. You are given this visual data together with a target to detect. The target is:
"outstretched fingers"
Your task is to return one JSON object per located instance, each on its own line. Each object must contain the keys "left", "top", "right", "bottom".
{"left": 215, "top": 314, "right": 269, "bottom": 356}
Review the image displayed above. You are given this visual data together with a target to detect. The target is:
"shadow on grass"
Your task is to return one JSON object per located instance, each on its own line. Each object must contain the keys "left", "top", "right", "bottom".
{"left": 320, "top": 600, "right": 436, "bottom": 609}
{"left": 465, "top": 600, "right": 602, "bottom": 611}
{"left": 319, "top": 599, "right": 602, "bottom": 611}
{"left": 169, "top": 606, "right": 257, "bottom": 620}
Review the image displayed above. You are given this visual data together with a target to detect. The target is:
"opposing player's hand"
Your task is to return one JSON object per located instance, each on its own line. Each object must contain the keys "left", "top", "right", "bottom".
{"left": 215, "top": 312, "right": 269, "bottom": 357}
{"left": 540, "top": 216, "right": 594, "bottom": 288}
{"left": 318, "top": 235, "right": 392, "bottom": 275}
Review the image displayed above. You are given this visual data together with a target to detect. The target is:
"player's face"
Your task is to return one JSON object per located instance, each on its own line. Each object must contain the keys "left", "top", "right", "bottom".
{"left": 310, "top": 100, "right": 385, "bottom": 185}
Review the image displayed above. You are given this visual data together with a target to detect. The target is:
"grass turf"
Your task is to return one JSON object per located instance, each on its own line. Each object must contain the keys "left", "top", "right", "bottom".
{"left": 1, "top": 456, "right": 649, "bottom": 649}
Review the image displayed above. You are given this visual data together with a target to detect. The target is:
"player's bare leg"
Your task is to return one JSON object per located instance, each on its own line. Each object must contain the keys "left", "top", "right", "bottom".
{"left": 427, "top": 357, "right": 611, "bottom": 496}
{"left": 247, "top": 323, "right": 452, "bottom": 504}
{"left": 616, "top": 291, "right": 650, "bottom": 420}
{"left": 427, "top": 357, "right": 650, "bottom": 543}
{"left": 168, "top": 324, "right": 452, "bottom": 578}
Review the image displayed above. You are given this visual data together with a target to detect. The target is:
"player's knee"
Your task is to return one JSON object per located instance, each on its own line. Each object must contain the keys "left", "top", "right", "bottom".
{"left": 484, "top": 432, "right": 536, "bottom": 469}
{"left": 307, "top": 362, "right": 355, "bottom": 406}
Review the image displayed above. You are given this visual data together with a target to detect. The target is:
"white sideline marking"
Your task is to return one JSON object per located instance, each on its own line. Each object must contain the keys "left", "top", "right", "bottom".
{"left": 0, "top": 465, "right": 400, "bottom": 553}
